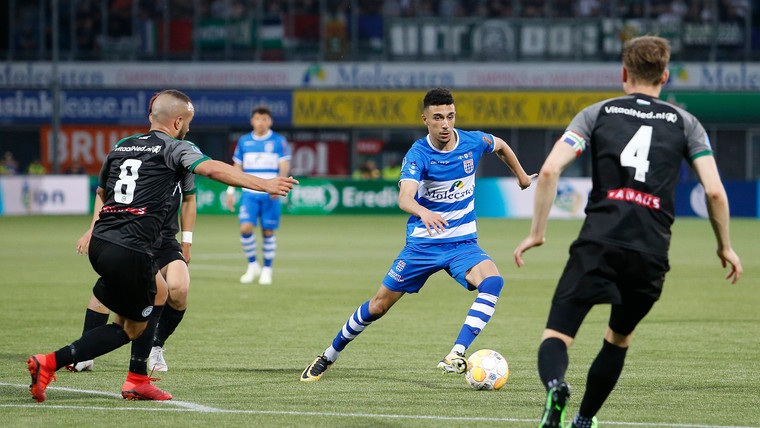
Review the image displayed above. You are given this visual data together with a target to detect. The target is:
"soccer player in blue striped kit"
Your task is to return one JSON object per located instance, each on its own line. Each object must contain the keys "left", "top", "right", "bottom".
{"left": 301, "top": 87, "right": 536, "bottom": 381}
{"left": 228, "top": 106, "right": 291, "bottom": 286}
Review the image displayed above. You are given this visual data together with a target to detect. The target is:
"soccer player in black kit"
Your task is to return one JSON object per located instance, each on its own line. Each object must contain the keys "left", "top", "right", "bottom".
{"left": 26, "top": 89, "right": 298, "bottom": 403}
{"left": 513, "top": 36, "right": 743, "bottom": 428}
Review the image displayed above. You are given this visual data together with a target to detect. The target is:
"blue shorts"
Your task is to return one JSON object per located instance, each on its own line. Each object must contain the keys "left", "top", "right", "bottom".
{"left": 239, "top": 192, "right": 281, "bottom": 230}
{"left": 381, "top": 239, "right": 491, "bottom": 293}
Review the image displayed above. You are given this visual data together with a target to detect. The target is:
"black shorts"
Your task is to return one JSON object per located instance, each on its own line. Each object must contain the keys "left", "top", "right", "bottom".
{"left": 546, "top": 239, "right": 669, "bottom": 337}
{"left": 155, "top": 238, "right": 186, "bottom": 270}
{"left": 89, "top": 236, "right": 157, "bottom": 322}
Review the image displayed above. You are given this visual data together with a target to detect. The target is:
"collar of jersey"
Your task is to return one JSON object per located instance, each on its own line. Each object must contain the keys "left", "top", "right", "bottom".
{"left": 426, "top": 129, "right": 460, "bottom": 153}
{"left": 251, "top": 130, "right": 273, "bottom": 141}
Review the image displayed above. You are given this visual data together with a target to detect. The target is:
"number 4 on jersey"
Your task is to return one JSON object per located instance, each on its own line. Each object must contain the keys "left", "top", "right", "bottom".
{"left": 620, "top": 125, "right": 652, "bottom": 182}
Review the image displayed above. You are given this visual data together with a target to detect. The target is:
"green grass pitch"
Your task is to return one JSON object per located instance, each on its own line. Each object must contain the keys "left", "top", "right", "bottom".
{"left": 0, "top": 214, "right": 758, "bottom": 427}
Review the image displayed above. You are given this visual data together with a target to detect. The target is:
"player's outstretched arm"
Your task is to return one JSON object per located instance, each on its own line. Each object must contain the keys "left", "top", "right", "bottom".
{"left": 194, "top": 159, "right": 298, "bottom": 196}
{"left": 492, "top": 137, "right": 537, "bottom": 189}
{"left": 514, "top": 141, "right": 576, "bottom": 267}
{"left": 274, "top": 158, "right": 292, "bottom": 200}
{"left": 692, "top": 156, "right": 742, "bottom": 284}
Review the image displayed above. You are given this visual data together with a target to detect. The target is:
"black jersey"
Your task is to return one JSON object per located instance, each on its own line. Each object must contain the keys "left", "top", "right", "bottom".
{"left": 561, "top": 93, "right": 712, "bottom": 256}
{"left": 159, "top": 171, "right": 196, "bottom": 244}
{"left": 93, "top": 131, "right": 209, "bottom": 255}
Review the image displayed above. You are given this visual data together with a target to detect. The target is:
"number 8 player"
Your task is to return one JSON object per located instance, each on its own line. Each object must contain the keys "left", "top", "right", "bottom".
{"left": 26, "top": 89, "right": 297, "bottom": 403}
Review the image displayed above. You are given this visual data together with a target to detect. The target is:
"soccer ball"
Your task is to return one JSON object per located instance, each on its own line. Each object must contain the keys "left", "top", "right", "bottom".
{"left": 465, "top": 349, "right": 509, "bottom": 390}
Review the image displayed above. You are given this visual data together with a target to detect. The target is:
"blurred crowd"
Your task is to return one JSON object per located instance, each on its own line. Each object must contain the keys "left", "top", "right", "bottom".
{"left": 0, "top": 151, "right": 52, "bottom": 175}
{"left": 7, "top": 0, "right": 754, "bottom": 55}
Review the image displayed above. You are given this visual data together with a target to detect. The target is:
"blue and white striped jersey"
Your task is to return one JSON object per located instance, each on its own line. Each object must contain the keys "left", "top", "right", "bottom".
{"left": 232, "top": 130, "right": 291, "bottom": 194}
{"left": 399, "top": 128, "right": 496, "bottom": 244}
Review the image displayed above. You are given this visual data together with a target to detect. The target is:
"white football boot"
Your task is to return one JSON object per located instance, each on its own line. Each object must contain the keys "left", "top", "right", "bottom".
{"left": 258, "top": 267, "right": 273, "bottom": 285}
{"left": 240, "top": 262, "right": 261, "bottom": 284}
{"left": 65, "top": 360, "right": 94, "bottom": 372}
{"left": 148, "top": 346, "right": 168, "bottom": 372}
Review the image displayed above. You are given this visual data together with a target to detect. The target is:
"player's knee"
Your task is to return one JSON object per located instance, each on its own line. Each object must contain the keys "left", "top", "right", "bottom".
{"left": 123, "top": 321, "right": 148, "bottom": 341}
{"left": 542, "top": 329, "right": 574, "bottom": 348}
{"left": 240, "top": 223, "right": 254, "bottom": 235}
{"left": 477, "top": 276, "right": 504, "bottom": 296}
{"left": 168, "top": 283, "right": 189, "bottom": 308}
{"left": 368, "top": 298, "right": 391, "bottom": 317}
{"left": 605, "top": 328, "right": 633, "bottom": 347}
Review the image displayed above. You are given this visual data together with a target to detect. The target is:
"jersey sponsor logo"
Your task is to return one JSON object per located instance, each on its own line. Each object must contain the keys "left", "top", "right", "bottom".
{"left": 424, "top": 183, "right": 474, "bottom": 201}
{"left": 482, "top": 136, "right": 493, "bottom": 147}
{"left": 463, "top": 159, "right": 474, "bottom": 174}
{"left": 395, "top": 260, "right": 406, "bottom": 272}
{"left": 603, "top": 106, "right": 678, "bottom": 123}
{"left": 100, "top": 205, "right": 147, "bottom": 215}
{"left": 113, "top": 144, "right": 162, "bottom": 154}
{"left": 607, "top": 187, "right": 661, "bottom": 210}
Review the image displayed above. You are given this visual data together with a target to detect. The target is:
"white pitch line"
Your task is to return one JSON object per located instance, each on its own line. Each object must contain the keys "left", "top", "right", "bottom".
{"left": 0, "top": 382, "right": 220, "bottom": 412}
{"left": 1, "top": 383, "right": 757, "bottom": 428}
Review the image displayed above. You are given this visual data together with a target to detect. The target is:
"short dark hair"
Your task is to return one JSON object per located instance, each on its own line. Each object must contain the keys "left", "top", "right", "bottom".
{"left": 423, "top": 87, "right": 454, "bottom": 109}
{"left": 251, "top": 105, "right": 272, "bottom": 118}
{"left": 149, "top": 89, "right": 192, "bottom": 113}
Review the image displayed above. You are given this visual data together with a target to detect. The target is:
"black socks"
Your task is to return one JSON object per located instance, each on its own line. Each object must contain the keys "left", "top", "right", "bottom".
{"left": 538, "top": 337, "right": 569, "bottom": 389}
{"left": 54, "top": 323, "right": 130, "bottom": 369}
{"left": 578, "top": 339, "right": 628, "bottom": 418}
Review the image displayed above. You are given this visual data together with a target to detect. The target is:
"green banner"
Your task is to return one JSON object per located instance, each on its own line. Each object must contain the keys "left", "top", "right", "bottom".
{"left": 661, "top": 91, "right": 760, "bottom": 124}
{"left": 197, "top": 19, "right": 255, "bottom": 49}
{"left": 285, "top": 178, "right": 401, "bottom": 215}
{"left": 195, "top": 177, "right": 402, "bottom": 215}
{"left": 195, "top": 177, "right": 235, "bottom": 214}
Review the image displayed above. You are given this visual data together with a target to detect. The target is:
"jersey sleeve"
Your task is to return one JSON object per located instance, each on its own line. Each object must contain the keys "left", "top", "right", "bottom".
{"left": 399, "top": 146, "right": 424, "bottom": 184}
{"left": 561, "top": 102, "right": 603, "bottom": 157}
{"left": 681, "top": 111, "right": 713, "bottom": 162}
{"left": 97, "top": 157, "right": 110, "bottom": 190}
{"left": 232, "top": 138, "right": 243, "bottom": 164}
{"left": 167, "top": 140, "right": 211, "bottom": 173}
{"left": 181, "top": 172, "right": 196, "bottom": 195}
{"left": 482, "top": 132, "right": 497, "bottom": 154}
{"left": 278, "top": 134, "right": 292, "bottom": 161}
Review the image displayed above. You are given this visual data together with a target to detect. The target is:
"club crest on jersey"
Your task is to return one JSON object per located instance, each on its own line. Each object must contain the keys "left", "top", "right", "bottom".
{"left": 395, "top": 260, "right": 406, "bottom": 272}
{"left": 265, "top": 142, "right": 274, "bottom": 152}
{"left": 463, "top": 159, "right": 474, "bottom": 174}
{"left": 141, "top": 306, "right": 153, "bottom": 317}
